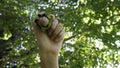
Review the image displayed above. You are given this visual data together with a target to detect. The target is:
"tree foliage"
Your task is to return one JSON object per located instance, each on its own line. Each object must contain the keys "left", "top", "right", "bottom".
{"left": 0, "top": 0, "right": 120, "bottom": 68}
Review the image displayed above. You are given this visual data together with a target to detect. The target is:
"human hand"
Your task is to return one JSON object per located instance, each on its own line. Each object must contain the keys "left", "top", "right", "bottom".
{"left": 32, "top": 14, "right": 65, "bottom": 56}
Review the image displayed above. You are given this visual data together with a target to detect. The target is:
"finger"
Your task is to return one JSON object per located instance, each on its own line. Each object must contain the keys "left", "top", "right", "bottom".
{"left": 38, "top": 17, "right": 49, "bottom": 27}
{"left": 48, "top": 15, "right": 58, "bottom": 36}
{"left": 50, "top": 23, "right": 62, "bottom": 40}
{"left": 32, "top": 21, "right": 43, "bottom": 36}
{"left": 55, "top": 29, "right": 65, "bottom": 42}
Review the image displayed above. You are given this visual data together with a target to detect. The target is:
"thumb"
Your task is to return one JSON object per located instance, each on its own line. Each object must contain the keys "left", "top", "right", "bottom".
{"left": 32, "top": 21, "right": 44, "bottom": 36}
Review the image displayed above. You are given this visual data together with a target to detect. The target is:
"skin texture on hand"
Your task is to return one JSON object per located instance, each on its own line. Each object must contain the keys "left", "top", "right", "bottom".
{"left": 32, "top": 14, "right": 65, "bottom": 68}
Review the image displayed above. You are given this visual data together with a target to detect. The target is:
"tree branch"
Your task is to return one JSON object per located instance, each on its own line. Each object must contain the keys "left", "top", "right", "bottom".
{"left": 64, "top": 35, "right": 76, "bottom": 42}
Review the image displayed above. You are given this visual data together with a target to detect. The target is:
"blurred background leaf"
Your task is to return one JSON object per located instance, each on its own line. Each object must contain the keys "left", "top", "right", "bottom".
{"left": 0, "top": 0, "right": 120, "bottom": 68}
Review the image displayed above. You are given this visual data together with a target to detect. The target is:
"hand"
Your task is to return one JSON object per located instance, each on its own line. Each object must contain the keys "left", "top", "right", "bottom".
{"left": 32, "top": 14, "right": 65, "bottom": 68}
{"left": 32, "top": 14, "right": 65, "bottom": 56}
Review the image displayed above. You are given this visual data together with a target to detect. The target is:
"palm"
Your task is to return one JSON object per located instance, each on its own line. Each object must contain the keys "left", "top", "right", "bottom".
{"left": 36, "top": 32, "right": 63, "bottom": 55}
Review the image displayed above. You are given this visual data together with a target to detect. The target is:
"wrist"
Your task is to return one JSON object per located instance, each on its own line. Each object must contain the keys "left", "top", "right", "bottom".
{"left": 40, "top": 53, "right": 59, "bottom": 68}
{"left": 38, "top": 46, "right": 60, "bottom": 57}
{"left": 40, "top": 52, "right": 59, "bottom": 59}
